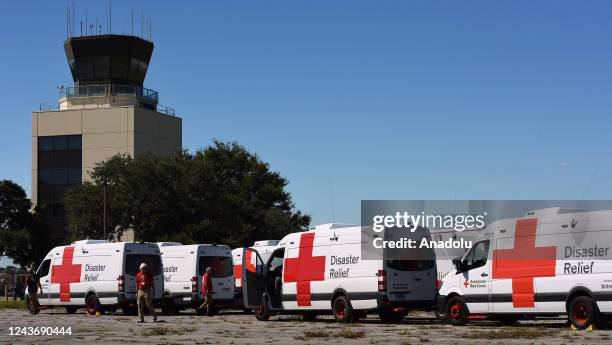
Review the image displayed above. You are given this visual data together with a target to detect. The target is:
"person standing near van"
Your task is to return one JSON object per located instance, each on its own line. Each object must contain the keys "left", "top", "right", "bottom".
{"left": 25, "top": 270, "right": 42, "bottom": 315}
{"left": 198, "top": 267, "right": 214, "bottom": 312}
{"left": 136, "top": 263, "right": 157, "bottom": 323}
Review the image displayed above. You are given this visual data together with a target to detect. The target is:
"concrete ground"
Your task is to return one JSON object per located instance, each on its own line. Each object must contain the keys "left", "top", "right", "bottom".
{"left": 1, "top": 308, "right": 611, "bottom": 344}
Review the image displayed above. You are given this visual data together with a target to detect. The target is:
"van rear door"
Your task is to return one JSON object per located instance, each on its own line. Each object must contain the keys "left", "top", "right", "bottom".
{"left": 242, "top": 248, "right": 266, "bottom": 308}
{"left": 384, "top": 229, "right": 437, "bottom": 304}
{"left": 198, "top": 254, "right": 234, "bottom": 301}
{"left": 125, "top": 248, "right": 164, "bottom": 299}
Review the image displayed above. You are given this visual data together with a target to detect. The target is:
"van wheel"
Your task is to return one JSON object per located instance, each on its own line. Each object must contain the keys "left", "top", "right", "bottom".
{"left": 569, "top": 296, "right": 596, "bottom": 330}
{"left": 446, "top": 296, "right": 469, "bottom": 326}
{"left": 65, "top": 306, "right": 78, "bottom": 314}
{"left": 85, "top": 294, "right": 102, "bottom": 315}
{"left": 379, "top": 308, "right": 405, "bottom": 323}
{"left": 302, "top": 312, "right": 317, "bottom": 321}
{"left": 333, "top": 295, "right": 354, "bottom": 323}
{"left": 255, "top": 298, "right": 270, "bottom": 321}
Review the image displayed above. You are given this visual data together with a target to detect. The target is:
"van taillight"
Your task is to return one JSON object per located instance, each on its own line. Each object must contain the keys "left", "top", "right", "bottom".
{"left": 117, "top": 275, "right": 125, "bottom": 292}
{"left": 191, "top": 276, "right": 197, "bottom": 293}
{"left": 436, "top": 279, "right": 442, "bottom": 290}
{"left": 377, "top": 270, "right": 387, "bottom": 293}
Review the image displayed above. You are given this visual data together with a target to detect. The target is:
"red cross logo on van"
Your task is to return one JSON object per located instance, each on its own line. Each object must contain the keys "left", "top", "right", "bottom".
{"left": 463, "top": 279, "right": 470, "bottom": 288}
{"left": 283, "top": 233, "right": 326, "bottom": 306}
{"left": 50, "top": 247, "right": 82, "bottom": 302}
{"left": 492, "top": 218, "right": 556, "bottom": 308}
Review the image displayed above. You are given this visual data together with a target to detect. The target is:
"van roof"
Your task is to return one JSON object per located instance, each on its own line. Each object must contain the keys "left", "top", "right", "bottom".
{"left": 70, "top": 239, "right": 109, "bottom": 245}
{"left": 525, "top": 207, "right": 585, "bottom": 216}
{"left": 157, "top": 242, "right": 183, "bottom": 247}
{"left": 253, "top": 240, "right": 280, "bottom": 247}
{"left": 308, "top": 223, "right": 358, "bottom": 231}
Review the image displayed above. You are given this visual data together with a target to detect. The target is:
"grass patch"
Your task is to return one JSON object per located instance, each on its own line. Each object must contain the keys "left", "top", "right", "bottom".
{"left": 334, "top": 327, "right": 367, "bottom": 339}
{"left": 463, "top": 328, "right": 553, "bottom": 339}
{"left": 304, "top": 328, "right": 329, "bottom": 337}
{"left": 141, "top": 326, "right": 194, "bottom": 336}
{"left": 0, "top": 300, "right": 26, "bottom": 309}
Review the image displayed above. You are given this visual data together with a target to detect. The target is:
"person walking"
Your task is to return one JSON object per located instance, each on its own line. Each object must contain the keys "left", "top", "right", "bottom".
{"left": 25, "top": 270, "right": 42, "bottom": 315}
{"left": 197, "top": 267, "right": 214, "bottom": 313}
{"left": 136, "top": 263, "right": 157, "bottom": 323}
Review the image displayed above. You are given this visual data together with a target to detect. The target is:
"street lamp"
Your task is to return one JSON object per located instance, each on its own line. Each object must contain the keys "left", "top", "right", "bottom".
{"left": 103, "top": 179, "right": 107, "bottom": 240}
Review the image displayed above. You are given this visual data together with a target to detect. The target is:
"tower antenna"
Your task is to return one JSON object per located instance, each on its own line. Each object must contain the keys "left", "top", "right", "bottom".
{"left": 108, "top": 0, "right": 112, "bottom": 34}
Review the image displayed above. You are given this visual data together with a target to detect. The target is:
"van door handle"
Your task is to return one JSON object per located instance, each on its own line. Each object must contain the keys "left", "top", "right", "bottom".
{"left": 481, "top": 273, "right": 488, "bottom": 277}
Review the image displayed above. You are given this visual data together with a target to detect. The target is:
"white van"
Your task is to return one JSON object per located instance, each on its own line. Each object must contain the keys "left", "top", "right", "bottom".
{"left": 27, "top": 240, "right": 163, "bottom": 315}
{"left": 431, "top": 228, "right": 481, "bottom": 281}
{"left": 438, "top": 208, "right": 612, "bottom": 329}
{"left": 242, "top": 224, "right": 437, "bottom": 323}
{"left": 232, "top": 240, "right": 280, "bottom": 308}
{"left": 158, "top": 243, "right": 234, "bottom": 315}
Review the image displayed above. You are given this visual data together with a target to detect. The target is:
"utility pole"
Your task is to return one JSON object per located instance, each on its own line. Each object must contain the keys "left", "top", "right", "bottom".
{"left": 103, "top": 180, "right": 107, "bottom": 240}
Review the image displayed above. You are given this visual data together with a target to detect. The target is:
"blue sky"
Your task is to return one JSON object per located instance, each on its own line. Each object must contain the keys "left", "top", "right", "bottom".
{"left": 1, "top": 0, "right": 611, "bottom": 226}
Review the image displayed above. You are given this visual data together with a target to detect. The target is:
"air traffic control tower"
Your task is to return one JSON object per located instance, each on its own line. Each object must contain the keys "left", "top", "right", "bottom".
{"left": 32, "top": 33, "right": 182, "bottom": 244}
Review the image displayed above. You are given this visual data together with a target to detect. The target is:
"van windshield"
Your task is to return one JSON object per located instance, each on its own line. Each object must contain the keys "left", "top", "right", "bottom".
{"left": 199, "top": 256, "right": 233, "bottom": 278}
{"left": 126, "top": 254, "right": 162, "bottom": 276}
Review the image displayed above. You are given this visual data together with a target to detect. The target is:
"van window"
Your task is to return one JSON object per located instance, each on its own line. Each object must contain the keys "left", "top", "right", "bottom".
{"left": 462, "top": 240, "right": 490, "bottom": 270}
{"left": 126, "top": 254, "right": 162, "bottom": 275}
{"left": 199, "top": 256, "right": 233, "bottom": 278}
{"left": 268, "top": 249, "right": 285, "bottom": 273}
{"left": 37, "top": 259, "right": 51, "bottom": 277}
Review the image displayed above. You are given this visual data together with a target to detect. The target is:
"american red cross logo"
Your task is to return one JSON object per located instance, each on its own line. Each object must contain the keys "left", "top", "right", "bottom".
{"left": 50, "top": 247, "right": 82, "bottom": 302}
{"left": 492, "top": 218, "right": 556, "bottom": 308}
{"left": 464, "top": 279, "right": 470, "bottom": 288}
{"left": 283, "top": 232, "right": 326, "bottom": 306}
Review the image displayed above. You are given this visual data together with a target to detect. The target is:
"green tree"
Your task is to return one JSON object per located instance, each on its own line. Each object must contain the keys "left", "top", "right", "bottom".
{"left": 65, "top": 141, "right": 310, "bottom": 247}
{"left": 0, "top": 180, "right": 50, "bottom": 268}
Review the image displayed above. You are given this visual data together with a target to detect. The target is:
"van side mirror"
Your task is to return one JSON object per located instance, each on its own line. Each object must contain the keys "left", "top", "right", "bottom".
{"left": 452, "top": 257, "right": 463, "bottom": 272}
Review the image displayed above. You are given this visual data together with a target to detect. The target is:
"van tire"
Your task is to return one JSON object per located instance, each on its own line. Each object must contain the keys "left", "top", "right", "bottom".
{"left": 446, "top": 296, "right": 469, "bottom": 326}
{"left": 85, "top": 294, "right": 102, "bottom": 315}
{"left": 332, "top": 295, "right": 354, "bottom": 323}
{"left": 379, "top": 308, "right": 405, "bottom": 323}
{"left": 65, "top": 306, "right": 78, "bottom": 314}
{"left": 255, "top": 298, "right": 270, "bottom": 321}
{"left": 569, "top": 296, "right": 596, "bottom": 330}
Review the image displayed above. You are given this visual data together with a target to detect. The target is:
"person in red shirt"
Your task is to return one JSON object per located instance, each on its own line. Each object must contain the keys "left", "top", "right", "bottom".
{"left": 136, "top": 263, "right": 157, "bottom": 323}
{"left": 197, "top": 267, "right": 214, "bottom": 312}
